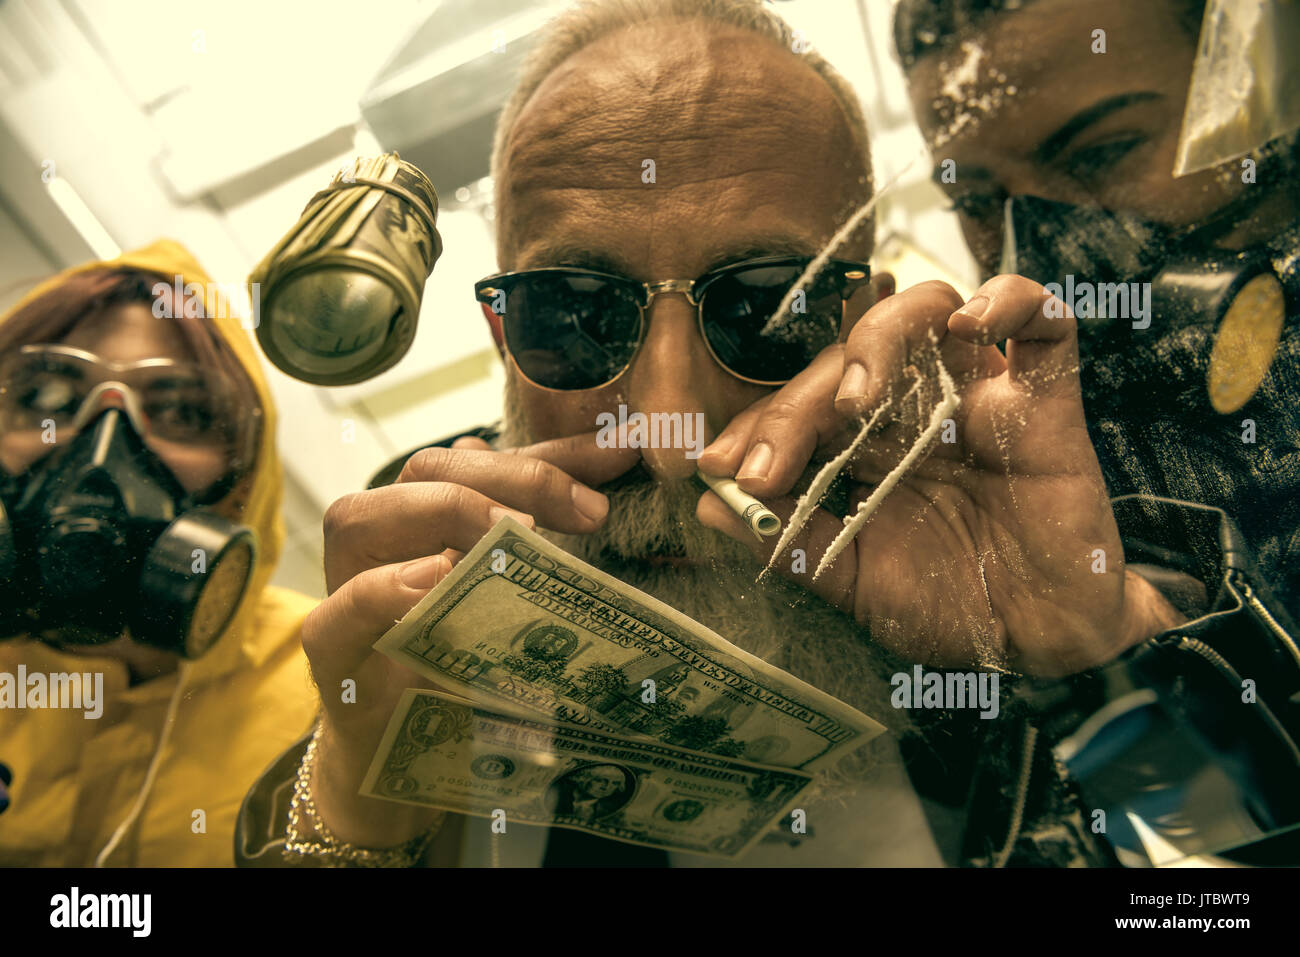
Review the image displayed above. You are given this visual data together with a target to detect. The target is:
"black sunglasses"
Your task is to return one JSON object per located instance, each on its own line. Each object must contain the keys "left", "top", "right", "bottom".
{"left": 474, "top": 256, "right": 871, "bottom": 391}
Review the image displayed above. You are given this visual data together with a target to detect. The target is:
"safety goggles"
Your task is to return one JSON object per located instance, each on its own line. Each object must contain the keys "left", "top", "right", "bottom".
{"left": 0, "top": 344, "right": 247, "bottom": 452}
{"left": 474, "top": 256, "right": 871, "bottom": 391}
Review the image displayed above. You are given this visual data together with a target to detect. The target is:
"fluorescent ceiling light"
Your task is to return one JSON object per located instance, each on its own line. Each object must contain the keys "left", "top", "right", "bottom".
{"left": 45, "top": 176, "right": 120, "bottom": 261}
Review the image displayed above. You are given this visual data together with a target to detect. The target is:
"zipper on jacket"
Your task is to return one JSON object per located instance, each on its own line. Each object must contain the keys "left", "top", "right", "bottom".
{"left": 991, "top": 723, "right": 1038, "bottom": 867}
{"left": 1176, "top": 635, "right": 1300, "bottom": 763}
{"left": 1232, "top": 573, "right": 1300, "bottom": 671}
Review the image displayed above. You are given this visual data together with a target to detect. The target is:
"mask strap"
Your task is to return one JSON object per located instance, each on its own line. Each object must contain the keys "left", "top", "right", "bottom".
{"left": 94, "top": 663, "right": 190, "bottom": 866}
{"left": 1171, "top": 184, "right": 1272, "bottom": 247}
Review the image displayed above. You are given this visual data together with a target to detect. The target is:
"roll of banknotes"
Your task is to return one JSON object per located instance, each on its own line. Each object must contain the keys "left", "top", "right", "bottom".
{"left": 248, "top": 152, "right": 442, "bottom": 385}
{"left": 697, "top": 470, "right": 781, "bottom": 538}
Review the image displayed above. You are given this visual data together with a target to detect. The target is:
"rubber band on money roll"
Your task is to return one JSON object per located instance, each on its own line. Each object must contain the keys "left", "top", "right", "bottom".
{"left": 283, "top": 721, "right": 446, "bottom": 868}
{"left": 309, "top": 176, "right": 439, "bottom": 239}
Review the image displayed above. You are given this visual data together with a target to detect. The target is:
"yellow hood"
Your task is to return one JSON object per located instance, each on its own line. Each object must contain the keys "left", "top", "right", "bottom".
{"left": 0, "top": 240, "right": 321, "bottom": 867}
{"left": 0, "top": 239, "right": 288, "bottom": 677}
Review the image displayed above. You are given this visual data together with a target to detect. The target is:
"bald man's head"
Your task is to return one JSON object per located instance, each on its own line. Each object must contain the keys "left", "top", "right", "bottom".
{"left": 492, "top": 2, "right": 872, "bottom": 269}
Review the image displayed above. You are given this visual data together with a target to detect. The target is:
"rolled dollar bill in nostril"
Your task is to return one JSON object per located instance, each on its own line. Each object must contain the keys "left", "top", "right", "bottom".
{"left": 697, "top": 470, "right": 782, "bottom": 541}
{"left": 248, "top": 152, "right": 442, "bottom": 385}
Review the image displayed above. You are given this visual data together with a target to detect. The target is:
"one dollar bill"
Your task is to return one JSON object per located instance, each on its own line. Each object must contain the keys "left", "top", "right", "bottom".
{"left": 374, "top": 517, "right": 883, "bottom": 771}
{"left": 361, "top": 688, "right": 814, "bottom": 859}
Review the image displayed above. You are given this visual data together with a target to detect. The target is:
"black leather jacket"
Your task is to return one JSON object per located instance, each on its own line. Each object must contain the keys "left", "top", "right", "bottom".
{"left": 905, "top": 496, "right": 1300, "bottom": 866}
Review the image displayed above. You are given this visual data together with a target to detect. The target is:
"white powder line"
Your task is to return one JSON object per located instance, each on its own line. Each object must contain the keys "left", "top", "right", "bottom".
{"left": 757, "top": 397, "right": 891, "bottom": 584}
{"left": 756, "top": 375, "right": 922, "bottom": 584}
{"left": 812, "top": 347, "right": 960, "bottom": 582}
{"left": 760, "top": 155, "right": 922, "bottom": 337}
{"left": 976, "top": 550, "right": 994, "bottom": 620}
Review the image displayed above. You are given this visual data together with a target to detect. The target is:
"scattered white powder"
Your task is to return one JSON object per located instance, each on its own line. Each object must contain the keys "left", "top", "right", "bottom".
{"left": 927, "top": 40, "right": 1019, "bottom": 150}
{"left": 761, "top": 158, "right": 921, "bottom": 336}
{"left": 940, "top": 39, "right": 984, "bottom": 107}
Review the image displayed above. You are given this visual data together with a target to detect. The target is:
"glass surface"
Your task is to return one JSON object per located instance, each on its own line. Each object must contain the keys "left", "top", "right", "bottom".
{"left": 3, "top": 0, "right": 1299, "bottom": 884}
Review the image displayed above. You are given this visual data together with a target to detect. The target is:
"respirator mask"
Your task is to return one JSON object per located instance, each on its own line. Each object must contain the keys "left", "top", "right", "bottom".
{"left": 999, "top": 167, "right": 1298, "bottom": 416}
{"left": 0, "top": 344, "right": 257, "bottom": 658}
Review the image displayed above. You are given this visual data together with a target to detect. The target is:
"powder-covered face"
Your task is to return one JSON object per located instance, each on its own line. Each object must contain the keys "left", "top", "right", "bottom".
{"left": 906, "top": 0, "right": 1298, "bottom": 277}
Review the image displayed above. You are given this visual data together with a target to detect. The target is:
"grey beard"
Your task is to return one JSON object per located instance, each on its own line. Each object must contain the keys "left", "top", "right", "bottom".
{"left": 497, "top": 378, "right": 914, "bottom": 779}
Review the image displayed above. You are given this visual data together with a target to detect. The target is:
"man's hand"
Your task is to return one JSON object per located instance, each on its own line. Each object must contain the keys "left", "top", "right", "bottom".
{"left": 698, "top": 276, "right": 1183, "bottom": 677}
{"left": 300, "top": 433, "right": 638, "bottom": 847}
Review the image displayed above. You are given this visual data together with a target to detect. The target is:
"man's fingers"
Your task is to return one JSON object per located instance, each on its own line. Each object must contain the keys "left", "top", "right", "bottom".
{"left": 303, "top": 553, "right": 453, "bottom": 681}
{"left": 733, "top": 347, "right": 851, "bottom": 497}
{"left": 323, "top": 482, "right": 534, "bottom": 592}
{"left": 327, "top": 431, "right": 636, "bottom": 596}
{"left": 505, "top": 430, "right": 642, "bottom": 488}
{"left": 947, "top": 274, "right": 1081, "bottom": 397}
{"left": 399, "top": 433, "right": 638, "bottom": 503}
{"left": 700, "top": 347, "right": 852, "bottom": 498}
{"left": 697, "top": 394, "right": 770, "bottom": 478}
{"left": 836, "top": 280, "right": 990, "bottom": 418}
{"left": 395, "top": 445, "right": 614, "bottom": 528}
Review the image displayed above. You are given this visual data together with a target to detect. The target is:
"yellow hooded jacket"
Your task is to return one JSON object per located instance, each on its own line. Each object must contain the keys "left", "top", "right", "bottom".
{"left": 0, "top": 241, "right": 320, "bottom": 866}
